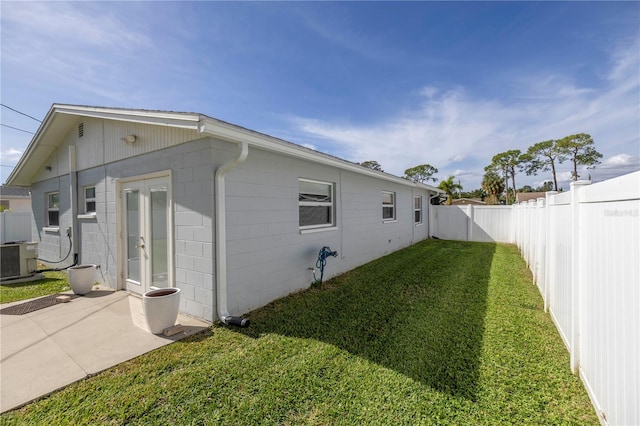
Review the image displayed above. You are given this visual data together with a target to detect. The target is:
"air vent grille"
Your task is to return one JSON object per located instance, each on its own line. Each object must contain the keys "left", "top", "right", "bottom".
{"left": 78, "top": 122, "right": 84, "bottom": 138}
{"left": 0, "top": 246, "right": 21, "bottom": 278}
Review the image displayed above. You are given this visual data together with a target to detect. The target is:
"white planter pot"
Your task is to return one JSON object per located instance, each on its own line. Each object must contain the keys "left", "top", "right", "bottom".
{"left": 142, "top": 288, "right": 181, "bottom": 334}
{"left": 68, "top": 264, "right": 96, "bottom": 295}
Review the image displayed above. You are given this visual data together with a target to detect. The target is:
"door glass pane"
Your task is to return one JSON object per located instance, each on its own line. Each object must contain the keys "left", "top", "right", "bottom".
{"left": 126, "top": 190, "right": 140, "bottom": 283}
{"left": 150, "top": 188, "right": 168, "bottom": 288}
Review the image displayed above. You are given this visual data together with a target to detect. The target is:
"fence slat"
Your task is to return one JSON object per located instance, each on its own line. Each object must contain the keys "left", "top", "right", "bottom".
{"left": 430, "top": 171, "right": 639, "bottom": 425}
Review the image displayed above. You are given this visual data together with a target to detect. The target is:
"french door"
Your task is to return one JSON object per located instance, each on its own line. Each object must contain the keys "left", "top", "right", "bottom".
{"left": 120, "top": 175, "right": 172, "bottom": 295}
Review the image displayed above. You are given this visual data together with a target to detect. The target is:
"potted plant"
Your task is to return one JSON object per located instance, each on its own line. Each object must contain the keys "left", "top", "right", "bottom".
{"left": 142, "top": 287, "right": 181, "bottom": 334}
{"left": 68, "top": 264, "right": 97, "bottom": 295}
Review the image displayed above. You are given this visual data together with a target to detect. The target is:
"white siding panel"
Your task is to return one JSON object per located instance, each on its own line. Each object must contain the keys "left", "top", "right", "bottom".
{"left": 74, "top": 118, "right": 105, "bottom": 170}
{"left": 103, "top": 121, "right": 199, "bottom": 165}
{"left": 61, "top": 117, "right": 200, "bottom": 171}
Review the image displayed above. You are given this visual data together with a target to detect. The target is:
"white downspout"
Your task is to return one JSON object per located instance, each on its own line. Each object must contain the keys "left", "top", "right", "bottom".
{"left": 68, "top": 145, "right": 79, "bottom": 266}
{"left": 215, "top": 141, "right": 250, "bottom": 327}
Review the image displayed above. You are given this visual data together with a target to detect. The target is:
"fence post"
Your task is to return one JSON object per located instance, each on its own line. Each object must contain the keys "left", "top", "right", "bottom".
{"left": 534, "top": 197, "right": 545, "bottom": 287}
{"left": 467, "top": 204, "right": 474, "bottom": 241}
{"left": 544, "top": 191, "right": 557, "bottom": 313}
{"left": 570, "top": 180, "right": 591, "bottom": 374}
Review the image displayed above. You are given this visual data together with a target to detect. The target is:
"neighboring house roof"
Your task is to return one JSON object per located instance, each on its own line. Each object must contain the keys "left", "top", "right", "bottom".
{"left": 451, "top": 198, "right": 486, "bottom": 205}
{"left": 0, "top": 185, "right": 31, "bottom": 198}
{"left": 515, "top": 192, "right": 547, "bottom": 203}
{"left": 6, "top": 104, "right": 444, "bottom": 194}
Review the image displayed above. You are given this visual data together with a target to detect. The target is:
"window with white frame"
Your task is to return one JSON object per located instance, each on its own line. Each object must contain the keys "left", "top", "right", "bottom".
{"left": 414, "top": 195, "right": 423, "bottom": 224}
{"left": 383, "top": 191, "right": 396, "bottom": 221}
{"left": 84, "top": 186, "right": 96, "bottom": 213}
{"left": 47, "top": 192, "right": 59, "bottom": 226}
{"left": 299, "top": 178, "right": 334, "bottom": 229}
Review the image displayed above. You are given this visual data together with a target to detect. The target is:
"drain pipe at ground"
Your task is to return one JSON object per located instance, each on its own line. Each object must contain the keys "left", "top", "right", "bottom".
{"left": 214, "top": 142, "right": 250, "bottom": 327}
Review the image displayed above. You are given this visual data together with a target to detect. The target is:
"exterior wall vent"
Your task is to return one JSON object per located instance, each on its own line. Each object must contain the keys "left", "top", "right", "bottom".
{"left": 78, "top": 122, "right": 84, "bottom": 138}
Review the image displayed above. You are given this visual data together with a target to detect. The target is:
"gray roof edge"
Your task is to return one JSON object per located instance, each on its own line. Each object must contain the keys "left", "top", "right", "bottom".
{"left": 7, "top": 104, "right": 444, "bottom": 194}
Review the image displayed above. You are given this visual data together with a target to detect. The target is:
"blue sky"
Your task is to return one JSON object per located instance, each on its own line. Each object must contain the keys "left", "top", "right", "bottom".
{"left": 1, "top": 1, "right": 639, "bottom": 190}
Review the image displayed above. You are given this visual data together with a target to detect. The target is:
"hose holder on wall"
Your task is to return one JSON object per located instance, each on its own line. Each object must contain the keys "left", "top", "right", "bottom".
{"left": 313, "top": 246, "right": 338, "bottom": 284}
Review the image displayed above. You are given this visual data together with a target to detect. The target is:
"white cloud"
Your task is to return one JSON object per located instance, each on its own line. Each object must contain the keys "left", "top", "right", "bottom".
{"left": 288, "top": 39, "right": 639, "bottom": 190}
{"left": 301, "top": 143, "right": 318, "bottom": 151}
{"left": 0, "top": 2, "right": 176, "bottom": 105}
{"left": 420, "top": 86, "right": 439, "bottom": 99}
{"left": 600, "top": 153, "right": 638, "bottom": 168}
{"left": 588, "top": 153, "right": 640, "bottom": 183}
{"left": 2, "top": 2, "right": 151, "bottom": 54}
{"left": 0, "top": 148, "right": 24, "bottom": 164}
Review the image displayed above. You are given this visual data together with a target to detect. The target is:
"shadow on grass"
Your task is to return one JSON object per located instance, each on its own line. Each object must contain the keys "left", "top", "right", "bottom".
{"left": 0, "top": 276, "right": 65, "bottom": 290}
{"left": 236, "top": 239, "right": 496, "bottom": 401}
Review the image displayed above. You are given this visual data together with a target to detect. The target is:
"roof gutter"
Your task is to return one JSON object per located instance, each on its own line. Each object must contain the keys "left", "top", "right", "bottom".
{"left": 213, "top": 141, "right": 250, "bottom": 327}
{"left": 199, "top": 117, "right": 444, "bottom": 194}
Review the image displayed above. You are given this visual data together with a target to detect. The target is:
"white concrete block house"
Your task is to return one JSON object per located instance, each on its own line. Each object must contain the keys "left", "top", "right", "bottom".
{"left": 6, "top": 104, "right": 443, "bottom": 324}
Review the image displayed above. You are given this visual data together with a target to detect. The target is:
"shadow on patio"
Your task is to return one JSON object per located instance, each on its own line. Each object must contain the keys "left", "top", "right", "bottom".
{"left": 239, "top": 239, "right": 496, "bottom": 401}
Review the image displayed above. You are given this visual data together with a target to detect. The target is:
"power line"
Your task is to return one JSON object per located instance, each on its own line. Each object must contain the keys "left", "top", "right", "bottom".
{"left": 0, "top": 165, "right": 16, "bottom": 168}
{"left": 0, "top": 123, "right": 35, "bottom": 134}
{"left": 1, "top": 103, "right": 42, "bottom": 122}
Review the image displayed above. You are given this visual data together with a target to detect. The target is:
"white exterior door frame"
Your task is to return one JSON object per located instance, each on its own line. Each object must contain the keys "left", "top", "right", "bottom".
{"left": 116, "top": 171, "right": 173, "bottom": 294}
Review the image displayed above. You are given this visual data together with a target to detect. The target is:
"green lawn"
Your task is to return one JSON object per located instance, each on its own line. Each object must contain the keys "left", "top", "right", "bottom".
{"left": 0, "top": 240, "right": 598, "bottom": 425}
{"left": 0, "top": 270, "right": 71, "bottom": 304}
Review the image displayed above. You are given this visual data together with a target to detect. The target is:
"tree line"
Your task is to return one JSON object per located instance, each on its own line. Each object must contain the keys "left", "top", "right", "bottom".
{"left": 358, "top": 132, "right": 602, "bottom": 205}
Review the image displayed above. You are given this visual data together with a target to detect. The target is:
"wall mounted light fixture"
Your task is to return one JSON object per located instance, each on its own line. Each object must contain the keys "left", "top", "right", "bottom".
{"left": 121, "top": 134, "right": 137, "bottom": 145}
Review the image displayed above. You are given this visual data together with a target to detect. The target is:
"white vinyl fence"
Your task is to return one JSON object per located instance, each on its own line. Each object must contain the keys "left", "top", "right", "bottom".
{"left": 429, "top": 204, "right": 513, "bottom": 242}
{"left": 0, "top": 211, "right": 32, "bottom": 243}
{"left": 513, "top": 173, "right": 639, "bottom": 426}
{"left": 431, "top": 171, "right": 639, "bottom": 425}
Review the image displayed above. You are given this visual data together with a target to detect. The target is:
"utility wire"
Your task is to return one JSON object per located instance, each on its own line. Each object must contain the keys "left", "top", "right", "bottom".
{"left": 0, "top": 103, "right": 42, "bottom": 122}
{"left": 0, "top": 123, "right": 35, "bottom": 134}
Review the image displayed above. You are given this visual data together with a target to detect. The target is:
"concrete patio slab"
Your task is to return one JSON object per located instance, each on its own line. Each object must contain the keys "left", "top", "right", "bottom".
{"left": 0, "top": 288, "right": 209, "bottom": 413}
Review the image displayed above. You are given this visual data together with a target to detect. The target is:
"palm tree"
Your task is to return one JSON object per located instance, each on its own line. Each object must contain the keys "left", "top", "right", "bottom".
{"left": 482, "top": 171, "right": 504, "bottom": 205}
{"left": 438, "top": 176, "right": 463, "bottom": 205}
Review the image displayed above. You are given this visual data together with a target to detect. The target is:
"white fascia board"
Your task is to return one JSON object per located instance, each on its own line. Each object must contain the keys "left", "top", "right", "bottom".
{"left": 53, "top": 104, "right": 201, "bottom": 129}
{"left": 5, "top": 105, "right": 59, "bottom": 186}
{"left": 199, "top": 117, "right": 444, "bottom": 193}
{"left": 5, "top": 105, "right": 202, "bottom": 186}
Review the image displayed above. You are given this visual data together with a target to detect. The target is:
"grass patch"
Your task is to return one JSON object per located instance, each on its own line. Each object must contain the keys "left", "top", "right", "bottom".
{"left": 0, "top": 240, "right": 598, "bottom": 424}
{"left": 0, "top": 271, "right": 70, "bottom": 304}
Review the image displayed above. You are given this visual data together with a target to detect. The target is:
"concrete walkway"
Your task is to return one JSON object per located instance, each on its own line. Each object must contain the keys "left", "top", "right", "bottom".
{"left": 0, "top": 288, "right": 209, "bottom": 413}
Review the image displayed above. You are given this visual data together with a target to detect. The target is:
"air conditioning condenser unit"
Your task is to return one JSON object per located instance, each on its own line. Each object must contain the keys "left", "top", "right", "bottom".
{"left": 0, "top": 242, "right": 38, "bottom": 280}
